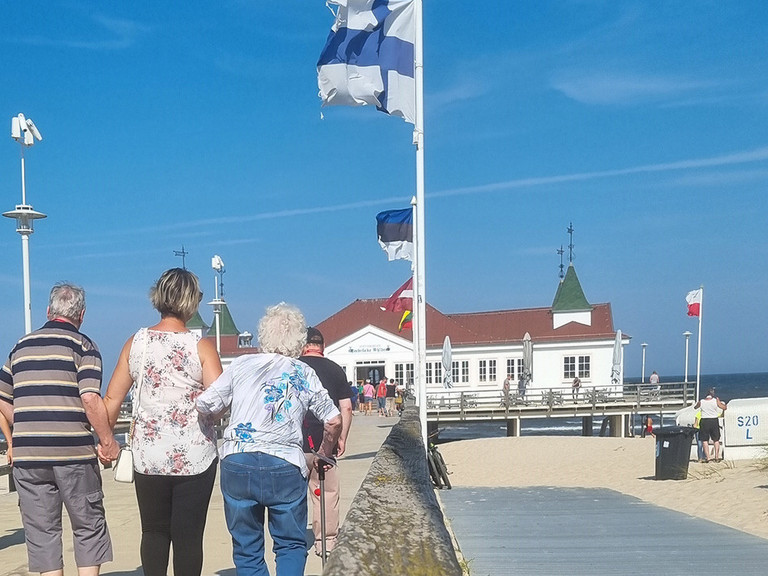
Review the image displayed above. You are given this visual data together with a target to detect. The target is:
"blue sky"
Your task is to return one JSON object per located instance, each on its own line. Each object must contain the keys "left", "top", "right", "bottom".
{"left": 1, "top": 1, "right": 767, "bottom": 381}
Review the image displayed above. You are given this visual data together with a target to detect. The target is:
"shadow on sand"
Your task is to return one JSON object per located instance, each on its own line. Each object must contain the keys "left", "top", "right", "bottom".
{"left": 0, "top": 528, "right": 25, "bottom": 550}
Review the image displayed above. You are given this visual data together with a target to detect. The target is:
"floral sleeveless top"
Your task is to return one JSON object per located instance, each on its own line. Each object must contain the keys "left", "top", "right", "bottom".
{"left": 128, "top": 328, "right": 217, "bottom": 475}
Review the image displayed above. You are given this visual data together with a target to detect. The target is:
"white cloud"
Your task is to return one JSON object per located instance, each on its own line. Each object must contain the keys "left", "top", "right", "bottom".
{"left": 551, "top": 71, "right": 717, "bottom": 105}
{"left": 15, "top": 13, "right": 150, "bottom": 51}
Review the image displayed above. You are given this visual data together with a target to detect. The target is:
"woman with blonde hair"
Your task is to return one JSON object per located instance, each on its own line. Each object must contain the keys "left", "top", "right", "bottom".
{"left": 104, "top": 268, "right": 222, "bottom": 576}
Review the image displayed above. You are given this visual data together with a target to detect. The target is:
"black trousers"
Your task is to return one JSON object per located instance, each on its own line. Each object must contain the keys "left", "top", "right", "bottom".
{"left": 134, "top": 459, "right": 217, "bottom": 576}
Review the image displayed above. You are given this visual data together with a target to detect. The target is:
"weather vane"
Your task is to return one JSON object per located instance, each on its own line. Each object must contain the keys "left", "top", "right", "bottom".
{"left": 557, "top": 245, "right": 565, "bottom": 279}
{"left": 173, "top": 245, "right": 188, "bottom": 269}
{"left": 567, "top": 222, "right": 575, "bottom": 263}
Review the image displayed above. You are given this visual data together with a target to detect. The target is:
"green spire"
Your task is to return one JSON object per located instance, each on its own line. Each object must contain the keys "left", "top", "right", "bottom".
{"left": 186, "top": 310, "right": 209, "bottom": 330}
{"left": 208, "top": 302, "right": 240, "bottom": 337}
{"left": 552, "top": 264, "right": 591, "bottom": 311}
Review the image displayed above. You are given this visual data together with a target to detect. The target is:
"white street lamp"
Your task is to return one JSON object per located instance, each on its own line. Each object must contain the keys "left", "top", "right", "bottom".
{"left": 683, "top": 331, "right": 692, "bottom": 383}
{"left": 4, "top": 114, "right": 46, "bottom": 334}
{"left": 208, "top": 255, "right": 226, "bottom": 355}
{"left": 641, "top": 343, "right": 648, "bottom": 384}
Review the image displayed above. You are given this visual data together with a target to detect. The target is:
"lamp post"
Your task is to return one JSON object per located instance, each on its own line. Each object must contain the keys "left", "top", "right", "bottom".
{"left": 641, "top": 343, "right": 648, "bottom": 383}
{"left": 208, "top": 255, "right": 226, "bottom": 355}
{"left": 683, "top": 331, "right": 692, "bottom": 383}
{"left": 4, "top": 114, "right": 46, "bottom": 334}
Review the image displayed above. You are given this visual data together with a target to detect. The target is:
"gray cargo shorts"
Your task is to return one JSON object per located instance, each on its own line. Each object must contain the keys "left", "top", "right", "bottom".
{"left": 13, "top": 462, "right": 113, "bottom": 572}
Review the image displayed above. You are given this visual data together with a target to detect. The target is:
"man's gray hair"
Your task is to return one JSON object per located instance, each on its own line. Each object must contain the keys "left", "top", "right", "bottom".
{"left": 48, "top": 283, "right": 86, "bottom": 322}
{"left": 258, "top": 302, "right": 307, "bottom": 358}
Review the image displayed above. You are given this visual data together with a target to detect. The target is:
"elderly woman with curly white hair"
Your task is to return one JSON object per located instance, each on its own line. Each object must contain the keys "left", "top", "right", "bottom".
{"left": 197, "top": 302, "right": 341, "bottom": 576}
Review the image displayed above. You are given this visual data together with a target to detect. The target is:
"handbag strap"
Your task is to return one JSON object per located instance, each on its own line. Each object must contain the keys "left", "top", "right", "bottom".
{"left": 128, "top": 328, "right": 150, "bottom": 444}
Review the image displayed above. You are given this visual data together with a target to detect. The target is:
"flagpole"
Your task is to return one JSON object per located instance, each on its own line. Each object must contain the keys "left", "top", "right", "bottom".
{"left": 695, "top": 285, "right": 703, "bottom": 401}
{"left": 413, "top": 0, "right": 428, "bottom": 452}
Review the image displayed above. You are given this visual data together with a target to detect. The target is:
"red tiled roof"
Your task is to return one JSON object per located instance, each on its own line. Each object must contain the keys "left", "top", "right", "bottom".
{"left": 315, "top": 299, "right": 621, "bottom": 349}
{"left": 205, "top": 334, "right": 260, "bottom": 357}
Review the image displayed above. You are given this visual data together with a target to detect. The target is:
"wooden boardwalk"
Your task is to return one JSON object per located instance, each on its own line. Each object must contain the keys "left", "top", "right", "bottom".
{"left": 441, "top": 486, "right": 768, "bottom": 575}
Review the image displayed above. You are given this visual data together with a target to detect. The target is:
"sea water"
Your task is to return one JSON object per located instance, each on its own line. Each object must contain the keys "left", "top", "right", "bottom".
{"left": 435, "top": 372, "right": 768, "bottom": 442}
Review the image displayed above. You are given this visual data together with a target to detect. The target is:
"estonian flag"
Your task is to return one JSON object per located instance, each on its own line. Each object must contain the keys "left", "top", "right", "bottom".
{"left": 376, "top": 208, "right": 413, "bottom": 261}
{"left": 317, "top": 0, "right": 415, "bottom": 123}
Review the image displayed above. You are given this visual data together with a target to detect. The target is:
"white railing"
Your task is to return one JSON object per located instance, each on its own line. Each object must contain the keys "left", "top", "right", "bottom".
{"left": 425, "top": 381, "right": 694, "bottom": 417}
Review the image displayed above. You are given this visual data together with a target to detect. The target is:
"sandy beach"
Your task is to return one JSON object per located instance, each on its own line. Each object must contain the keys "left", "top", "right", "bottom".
{"left": 439, "top": 435, "right": 768, "bottom": 541}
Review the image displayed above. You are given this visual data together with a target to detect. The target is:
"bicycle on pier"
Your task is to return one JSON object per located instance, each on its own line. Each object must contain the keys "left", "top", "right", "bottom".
{"left": 427, "top": 430, "right": 451, "bottom": 489}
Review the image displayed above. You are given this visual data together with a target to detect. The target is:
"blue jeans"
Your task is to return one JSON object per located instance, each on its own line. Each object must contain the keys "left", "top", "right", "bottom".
{"left": 221, "top": 452, "right": 308, "bottom": 576}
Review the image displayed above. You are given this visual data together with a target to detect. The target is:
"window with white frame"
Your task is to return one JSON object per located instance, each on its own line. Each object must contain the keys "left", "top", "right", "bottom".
{"left": 517, "top": 358, "right": 524, "bottom": 379}
{"left": 564, "top": 356, "right": 576, "bottom": 379}
{"left": 426, "top": 363, "right": 433, "bottom": 384}
{"left": 461, "top": 360, "right": 469, "bottom": 383}
{"left": 578, "top": 356, "right": 590, "bottom": 378}
{"left": 506, "top": 358, "right": 515, "bottom": 379}
{"left": 395, "top": 363, "right": 404, "bottom": 384}
{"left": 452, "top": 361, "right": 459, "bottom": 384}
{"left": 479, "top": 359, "right": 497, "bottom": 383}
{"left": 435, "top": 363, "right": 442, "bottom": 384}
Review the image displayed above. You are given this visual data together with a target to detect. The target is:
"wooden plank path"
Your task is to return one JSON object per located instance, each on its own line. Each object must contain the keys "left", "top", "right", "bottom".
{"left": 441, "top": 486, "right": 768, "bottom": 575}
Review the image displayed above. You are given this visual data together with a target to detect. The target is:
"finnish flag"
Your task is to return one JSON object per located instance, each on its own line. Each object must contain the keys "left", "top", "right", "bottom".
{"left": 317, "top": 0, "right": 415, "bottom": 124}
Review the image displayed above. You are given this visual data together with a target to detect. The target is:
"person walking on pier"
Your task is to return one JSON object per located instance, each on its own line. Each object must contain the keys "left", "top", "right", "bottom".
{"left": 0, "top": 283, "right": 119, "bottom": 576}
{"left": 103, "top": 268, "right": 222, "bottom": 576}
{"left": 695, "top": 388, "right": 727, "bottom": 462}
{"left": 300, "top": 327, "right": 353, "bottom": 557}
{"left": 197, "top": 303, "right": 341, "bottom": 576}
{"left": 502, "top": 374, "right": 512, "bottom": 406}
{"left": 385, "top": 378, "right": 397, "bottom": 416}
{"left": 376, "top": 377, "right": 387, "bottom": 417}
{"left": 571, "top": 377, "right": 581, "bottom": 402}
{"left": 363, "top": 379, "right": 375, "bottom": 415}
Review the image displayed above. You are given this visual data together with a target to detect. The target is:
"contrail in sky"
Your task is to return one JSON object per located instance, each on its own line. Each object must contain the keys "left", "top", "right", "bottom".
{"left": 51, "top": 145, "right": 768, "bottom": 247}
{"left": 430, "top": 146, "right": 768, "bottom": 198}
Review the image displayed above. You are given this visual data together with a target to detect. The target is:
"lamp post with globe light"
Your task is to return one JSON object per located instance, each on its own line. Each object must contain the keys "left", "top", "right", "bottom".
{"left": 4, "top": 114, "right": 46, "bottom": 334}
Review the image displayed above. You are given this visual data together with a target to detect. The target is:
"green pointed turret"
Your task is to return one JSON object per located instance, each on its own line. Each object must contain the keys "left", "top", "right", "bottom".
{"left": 208, "top": 302, "right": 240, "bottom": 337}
{"left": 552, "top": 264, "right": 591, "bottom": 312}
{"left": 186, "top": 310, "right": 209, "bottom": 331}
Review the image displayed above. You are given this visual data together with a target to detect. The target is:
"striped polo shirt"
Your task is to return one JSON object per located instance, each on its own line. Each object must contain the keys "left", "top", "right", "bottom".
{"left": 0, "top": 320, "right": 102, "bottom": 467}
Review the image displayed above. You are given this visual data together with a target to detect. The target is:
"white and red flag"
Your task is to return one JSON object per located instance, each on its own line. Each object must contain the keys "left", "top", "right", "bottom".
{"left": 686, "top": 289, "right": 702, "bottom": 317}
{"left": 381, "top": 277, "right": 413, "bottom": 313}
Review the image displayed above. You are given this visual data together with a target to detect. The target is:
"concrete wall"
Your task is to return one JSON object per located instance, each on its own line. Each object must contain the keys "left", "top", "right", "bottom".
{"left": 323, "top": 407, "right": 462, "bottom": 576}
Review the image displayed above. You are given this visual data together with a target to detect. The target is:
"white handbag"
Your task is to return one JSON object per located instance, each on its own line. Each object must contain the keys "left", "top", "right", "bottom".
{"left": 113, "top": 447, "right": 134, "bottom": 483}
{"left": 114, "top": 330, "right": 148, "bottom": 484}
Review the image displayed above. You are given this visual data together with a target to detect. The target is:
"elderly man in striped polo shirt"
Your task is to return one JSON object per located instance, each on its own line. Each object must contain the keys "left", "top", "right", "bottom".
{"left": 0, "top": 283, "right": 120, "bottom": 576}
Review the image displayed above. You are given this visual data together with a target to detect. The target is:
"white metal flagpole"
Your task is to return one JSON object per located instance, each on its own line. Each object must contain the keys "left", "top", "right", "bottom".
{"left": 695, "top": 285, "right": 703, "bottom": 401}
{"left": 413, "top": 0, "right": 428, "bottom": 452}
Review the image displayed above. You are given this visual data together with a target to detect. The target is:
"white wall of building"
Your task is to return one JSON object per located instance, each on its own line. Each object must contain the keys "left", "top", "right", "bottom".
{"left": 325, "top": 325, "right": 628, "bottom": 394}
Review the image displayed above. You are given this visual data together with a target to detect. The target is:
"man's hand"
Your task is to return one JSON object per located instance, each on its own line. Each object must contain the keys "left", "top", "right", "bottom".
{"left": 5, "top": 445, "right": 11, "bottom": 466}
{"left": 98, "top": 438, "right": 120, "bottom": 464}
{"left": 335, "top": 437, "right": 346, "bottom": 458}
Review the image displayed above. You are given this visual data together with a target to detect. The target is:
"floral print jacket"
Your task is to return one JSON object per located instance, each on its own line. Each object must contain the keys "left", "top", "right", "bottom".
{"left": 196, "top": 353, "right": 339, "bottom": 478}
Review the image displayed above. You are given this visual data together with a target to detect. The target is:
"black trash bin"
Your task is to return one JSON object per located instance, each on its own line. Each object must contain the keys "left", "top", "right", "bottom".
{"left": 655, "top": 426, "right": 697, "bottom": 480}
